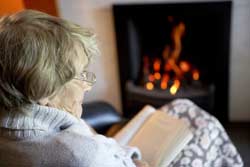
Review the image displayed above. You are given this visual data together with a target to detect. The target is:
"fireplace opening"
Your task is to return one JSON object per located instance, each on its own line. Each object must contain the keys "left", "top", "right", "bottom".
{"left": 113, "top": 1, "right": 232, "bottom": 124}
{"left": 136, "top": 18, "right": 209, "bottom": 94}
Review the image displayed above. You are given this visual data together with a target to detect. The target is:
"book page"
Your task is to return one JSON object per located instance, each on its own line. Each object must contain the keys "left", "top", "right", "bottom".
{"left": 128, "top": 111, "right": 193, "bottom": 167}
{"left": 114, "top": 105, "right": 156, "bottom": 145}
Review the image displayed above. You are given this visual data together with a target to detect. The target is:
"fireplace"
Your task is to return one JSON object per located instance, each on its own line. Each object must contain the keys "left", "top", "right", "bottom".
{"left": 113, "top": 1, "right": 232, "bottom": 124}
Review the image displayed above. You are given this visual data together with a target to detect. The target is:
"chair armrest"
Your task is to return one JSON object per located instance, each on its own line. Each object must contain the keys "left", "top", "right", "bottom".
{"left": 81, "top": 101, "right": 123, "bottom": 134}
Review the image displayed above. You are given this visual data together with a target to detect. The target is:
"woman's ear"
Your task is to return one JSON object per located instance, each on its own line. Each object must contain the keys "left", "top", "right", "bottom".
{"left": 38, "top": 98, "right": 50, "bottom": 106}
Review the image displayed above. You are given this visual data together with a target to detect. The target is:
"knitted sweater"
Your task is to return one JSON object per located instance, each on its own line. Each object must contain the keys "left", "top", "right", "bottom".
{"left": 0, "top": 104, "right": 141, "bottom": 167}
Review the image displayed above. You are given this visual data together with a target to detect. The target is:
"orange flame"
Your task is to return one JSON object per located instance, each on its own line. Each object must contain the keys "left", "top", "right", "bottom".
{"left": 192, "top": 70, "right": 200, "bottom": 80}
{"left": 162, "top": 22, "right": 186, "bottom": 78}
{"left": 180, "top": 61, "right": 190, "bottom": 72}
{"left": 170, "top": 79, "right": 181, "bottom": 95}
{"left": 160, "top": 74, "right": 169, "bottom": 90}
{"left": 148, "top": 74, "right": 155, "bottom": 82}
{"left": 154, "top": 72, "right": 161, "bottom": 80}
{"left": 164, "top": 62, "right": 172, "bottom": 71}
{"left": 145, "top": 82, "right": 154, "bottom": 90}
{"left": 153, "top": 58, "right": 161, "bottom": 72}
{"left": 161, "top": 82, "right": 168, "bottom": 90}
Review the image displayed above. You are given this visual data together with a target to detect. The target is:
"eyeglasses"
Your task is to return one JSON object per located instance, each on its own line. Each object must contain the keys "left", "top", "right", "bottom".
{"left": 74, "top": 71, "right": 96, "bottom": 86}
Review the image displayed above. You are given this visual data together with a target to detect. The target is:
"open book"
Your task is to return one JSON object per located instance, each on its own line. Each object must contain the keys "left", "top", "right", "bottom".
{"left": 114, "top": 105, "right": 193, "bottom": 167}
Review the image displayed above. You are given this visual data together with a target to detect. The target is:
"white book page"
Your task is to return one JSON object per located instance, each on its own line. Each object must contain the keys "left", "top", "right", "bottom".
{"left": 128, "top": 111, "right": 193, "bottom": 167}
{"left": 114, "top": 105, "right": 156, "bottom": 145}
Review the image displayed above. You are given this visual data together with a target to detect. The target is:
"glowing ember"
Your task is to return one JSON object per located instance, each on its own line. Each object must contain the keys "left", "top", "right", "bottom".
{"left": 154, "top": 72, "right": 161, "bottom": 80}
{"left": 153, "top": 58, "right": 161, "bottom": 72}
{"left": 148, "top": 74, "right": 155, "bottom": 82}
{"left": 161, "top": 74, "right": 169, "bottom": 90}
{"left": 170, "top": 79, "right": 180, "bottom": 95}
{"left": 192, "top": 70, "right": 200, "bottom": 80}
{"left": 170, "top": 86, "right": 178, "bottom": 95}
{"left": 180, "top": 61, "right": 191, "bottom": 72}
{"left": 145, "top": 82, "right": 154, "bottom": 90}
{"left": 162, "top": 74, "right": 170, "bottom": 80}
{"left": 161, "top": 81, "right": 168, "bottom": 90}
{"left": 164, "top": 62, "right": 172, "bottom": 71}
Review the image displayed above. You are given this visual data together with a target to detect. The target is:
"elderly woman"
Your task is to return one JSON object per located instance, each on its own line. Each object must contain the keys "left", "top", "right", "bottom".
{"left": 0, "top": 10, "right": 145, "bottom": 167}
{"left": 0, "top": 10, "right": 243, "bottom": 167}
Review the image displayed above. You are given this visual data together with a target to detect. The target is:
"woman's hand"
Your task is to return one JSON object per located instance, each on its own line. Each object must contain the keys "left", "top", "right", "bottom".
{"left": 133, "top": 159, "right": 150, "bottom": 167}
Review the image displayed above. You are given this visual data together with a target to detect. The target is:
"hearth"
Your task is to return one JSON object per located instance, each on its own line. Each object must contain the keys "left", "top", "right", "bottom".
{"left": 113, "top": 1, "right": 232, "bottom": 124}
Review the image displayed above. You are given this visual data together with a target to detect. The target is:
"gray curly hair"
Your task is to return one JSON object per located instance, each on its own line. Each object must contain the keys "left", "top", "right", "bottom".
{"left": 0, "top": 10, "right": 99, "bottom": 111}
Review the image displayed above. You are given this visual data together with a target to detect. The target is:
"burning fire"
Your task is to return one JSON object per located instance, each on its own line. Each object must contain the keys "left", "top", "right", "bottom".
{"left": 153, "top": 58, "right": 161, "bottom": 72}
{"left": 148, "top": 74, "right": 155, "bottom": 82}
{"left": 145, "top": 82, "right": 154, "bottom": 90}
{"left": 143, "top": 19, "right": 200, "bottom": 94}
{"left": 180, "top": 61, "right": 191, "bottom": 72}
{"left": 192, "top": 69, "right": 200, "bottom": 81}
{"left": 154, "top": 72, "right": 161, "bottom": 80}
{"left": 170, "top": 79, "right": 181, "bottom": 95}
{"left": 160, "top": 74, "right": 169, "bottom": 90}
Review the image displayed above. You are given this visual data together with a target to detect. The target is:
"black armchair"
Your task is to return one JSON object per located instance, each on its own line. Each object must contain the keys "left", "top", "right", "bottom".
{"left": 81, "top": 101, "right": 127, "bottom": 135}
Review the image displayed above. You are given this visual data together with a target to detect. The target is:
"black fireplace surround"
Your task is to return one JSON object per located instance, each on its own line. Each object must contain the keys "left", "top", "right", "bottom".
{"left": 113, "top": 1, "right": 232, "bottom": 124}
